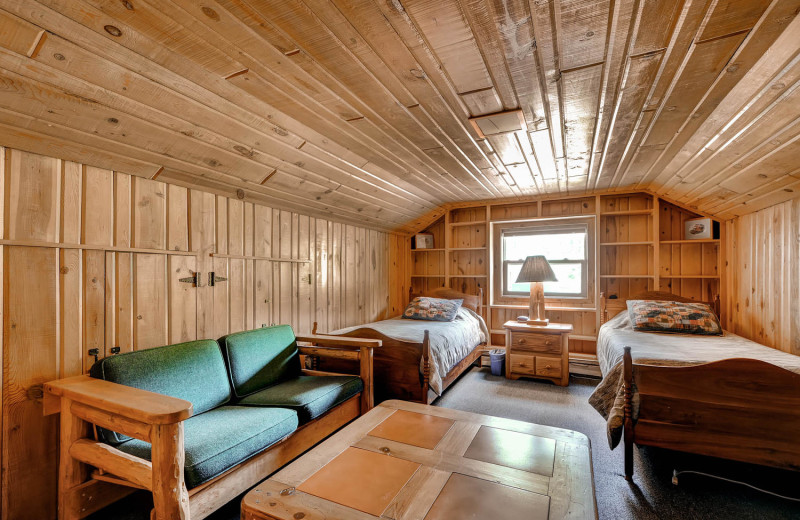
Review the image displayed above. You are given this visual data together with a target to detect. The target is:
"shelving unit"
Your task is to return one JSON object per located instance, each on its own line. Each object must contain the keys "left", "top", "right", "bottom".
{"left": 404, "top": 190, "right": 724, "bottom": 374}
{"left": 599, "top": 193, "right": 656, "bottom": 300}
{"left": 657, "top": 201, "right": 721, "bottom": 301}
{"left": 410, "top": 206, "right": 489, "bottom": 317}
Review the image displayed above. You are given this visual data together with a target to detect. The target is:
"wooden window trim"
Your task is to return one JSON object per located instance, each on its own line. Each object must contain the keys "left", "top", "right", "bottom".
{"left": 491, "top": 216, "right": 596, "bottom": 306}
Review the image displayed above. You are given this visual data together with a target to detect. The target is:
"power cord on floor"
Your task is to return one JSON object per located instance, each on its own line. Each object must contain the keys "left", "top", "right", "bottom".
{"left": 672, "top": 469, "right": 800, "bottom": 502}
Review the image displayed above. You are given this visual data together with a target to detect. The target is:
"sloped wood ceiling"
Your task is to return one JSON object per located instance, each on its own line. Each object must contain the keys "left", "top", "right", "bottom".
{"left": 0, "top": 0, "right": 798, "bottom": 232}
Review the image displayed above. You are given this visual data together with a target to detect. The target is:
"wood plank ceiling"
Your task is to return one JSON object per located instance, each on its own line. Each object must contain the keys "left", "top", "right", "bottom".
{"left": 0, "top": 0, "right": 798, "bottom": 232}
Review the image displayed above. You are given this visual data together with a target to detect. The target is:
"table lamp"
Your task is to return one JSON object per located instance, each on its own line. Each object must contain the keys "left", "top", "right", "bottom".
{"left": 515, "top": 255, "right": 557, "bottom": 326}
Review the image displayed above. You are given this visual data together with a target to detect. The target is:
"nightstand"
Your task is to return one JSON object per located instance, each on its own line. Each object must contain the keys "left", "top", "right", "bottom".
{"left": 502, "top": 321, "right": 573, "bottom": 386}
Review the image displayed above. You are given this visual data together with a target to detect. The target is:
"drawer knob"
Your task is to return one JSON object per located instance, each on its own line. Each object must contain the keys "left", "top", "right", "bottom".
{"left": 519, "top": 339, "right": 526, "bottom": 344}
{"left": 545, "top": 365, "right": 552, "bottom": 369}
{"left": 545, "top": 340, "right": 553, "bottom": 346}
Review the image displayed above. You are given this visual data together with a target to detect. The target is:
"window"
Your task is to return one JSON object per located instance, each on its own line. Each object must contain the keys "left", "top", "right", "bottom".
{"left": 501, "top": 223, "right": 589, "bottom": 298}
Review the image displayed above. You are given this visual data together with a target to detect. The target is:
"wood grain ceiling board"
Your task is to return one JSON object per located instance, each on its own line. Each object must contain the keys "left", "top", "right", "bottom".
{"left": 562, "top": 64, "right": 603, "bottom": 190}
{"left": 557, "top": 0, "right": 611, "bottom": 71}
{"left": 0, "top": 9, "right": 44, "bottom": 57}
{"left": 671, "top": 81, "right": 800, "bottom": 204}
{"left": 0, "top": 0, "right": 797, "bottom": 232}
{"left": 596, "top": 52, "right": 664, "bottom": 189}
{"left": 486, "top": 0, "right": 547, "bottom": 131}
{"left": 648, "top": 0, "right": 800, "bottom": 193}
{"left": 402, "top": 0, "right": 494, "bottom": 94}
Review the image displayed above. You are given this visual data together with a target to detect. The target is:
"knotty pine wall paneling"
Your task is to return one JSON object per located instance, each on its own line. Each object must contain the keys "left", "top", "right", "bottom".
{"left": 725, "top": 198, "right": 800, "bottom": 355}
{"left": 0, "top": 146, "right": 393, "bottom": 520}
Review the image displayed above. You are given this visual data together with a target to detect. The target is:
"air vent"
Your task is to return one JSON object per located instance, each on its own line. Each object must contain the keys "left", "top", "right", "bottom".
{"left": 468, "top": 109, "right": 526, "bottom": 139}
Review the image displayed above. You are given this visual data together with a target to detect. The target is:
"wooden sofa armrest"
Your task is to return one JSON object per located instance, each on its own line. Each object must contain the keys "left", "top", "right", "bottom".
{"left": 296, "top": 334, "right": 379, "bottom": 412}
{"left": 45, "top": 374, "right": 193, "bottom": 425}
{"left": 295, "top": 334, "right": 381, "bottom": 350}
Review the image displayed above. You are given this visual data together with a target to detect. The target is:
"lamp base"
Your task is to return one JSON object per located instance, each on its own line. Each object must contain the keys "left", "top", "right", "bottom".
{"left": 526, "top": 318, "right": 550, "bottom": 326}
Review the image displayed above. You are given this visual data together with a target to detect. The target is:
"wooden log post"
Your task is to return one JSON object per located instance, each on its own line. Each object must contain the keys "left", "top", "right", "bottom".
{"left": 420, "top": 330, "right": 431, "bottom": 396}
{"left": 150, "top": 423, "right": 190, "bottom": 520}
{"left": 623, "top": 346, "right": 634, "bottom": 481}
{"left": 58, "top": 398, "right": 89, "bottom": 520}
{"left": 359, "top": 345, "right": 374, "bottom": 412}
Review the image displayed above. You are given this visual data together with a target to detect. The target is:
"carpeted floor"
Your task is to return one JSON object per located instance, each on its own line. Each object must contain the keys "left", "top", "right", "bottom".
{"left": 91, "top": 368, "right": 800, "bottom": 519}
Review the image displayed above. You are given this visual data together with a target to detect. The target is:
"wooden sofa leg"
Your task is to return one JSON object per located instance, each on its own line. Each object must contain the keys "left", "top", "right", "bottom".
{"left": 59, "top": 398, "right": 88, "bottom": 520}
{"left": 151, "top": 423, "right": 190, "bottom": 520}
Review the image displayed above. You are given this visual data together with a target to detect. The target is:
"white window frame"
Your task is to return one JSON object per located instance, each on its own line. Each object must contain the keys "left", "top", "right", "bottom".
{"left": 492, "top": 216, "right": 595, "bottom": 305}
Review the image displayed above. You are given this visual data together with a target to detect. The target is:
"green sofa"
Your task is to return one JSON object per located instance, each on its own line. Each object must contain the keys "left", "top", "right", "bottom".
{"left": 45, "top": 325, "right": 380, "bottom": 520}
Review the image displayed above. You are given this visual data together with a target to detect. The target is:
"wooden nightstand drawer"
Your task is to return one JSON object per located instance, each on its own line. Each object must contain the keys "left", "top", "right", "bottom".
{"left": 509, "top": 354, "right": 536, "bottom": 375}
{"left": 511, "top": 332, "right": 561, "bottom": 354}
{"left": 535, "top": 356, "right": 562, "bottom": 378}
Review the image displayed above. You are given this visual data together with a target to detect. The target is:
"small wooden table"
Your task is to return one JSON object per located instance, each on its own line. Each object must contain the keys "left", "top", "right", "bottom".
{"left": 242, "top": 400, "right": 596, "bottom": 520}
{"left": 503, "top": 321, "right": 573, "bottom": 386}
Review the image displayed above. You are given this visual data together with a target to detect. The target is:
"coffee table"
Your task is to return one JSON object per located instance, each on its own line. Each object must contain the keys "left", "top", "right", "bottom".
{"left": 241, "top": 400, "right": 596, "bottom": 520}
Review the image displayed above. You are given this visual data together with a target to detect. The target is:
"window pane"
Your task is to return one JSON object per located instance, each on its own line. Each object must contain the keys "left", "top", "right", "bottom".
{"left": 507, "top": 262, "right": 583, "bottom": 295}
{"left": 503, "top": 231, "right": 585, "bottom": 262}
{"left": 545, "top": 263, "right": 583, "bottom": 294}
{"left": 506, "top": 262, "right": 527, "bottom": 293}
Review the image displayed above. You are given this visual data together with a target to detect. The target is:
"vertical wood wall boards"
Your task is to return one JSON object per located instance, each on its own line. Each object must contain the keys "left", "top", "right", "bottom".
{"left": 0, "top": 146, "right": 392, "bottom": 519}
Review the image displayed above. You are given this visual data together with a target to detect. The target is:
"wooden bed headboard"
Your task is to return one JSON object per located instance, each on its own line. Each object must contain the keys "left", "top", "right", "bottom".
{"left": 600, "top": 291, "right": 720, "bottom": 325}
{"left": 409, "top": 286, "right": 484, "bottom": 315}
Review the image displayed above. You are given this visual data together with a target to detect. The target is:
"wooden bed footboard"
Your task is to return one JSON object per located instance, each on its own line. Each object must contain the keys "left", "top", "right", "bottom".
{"left": 308, "top": 323, "right": 486, "bottom": 404}
{"left": 622, "top": 346, "right": 800, "bottom": 480}
{"left": 310, "top": 323, "right": 435, "bottom": 403}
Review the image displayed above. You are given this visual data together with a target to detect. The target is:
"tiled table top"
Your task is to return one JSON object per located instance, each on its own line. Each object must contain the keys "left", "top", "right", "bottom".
{"left": 242, "top": 400, "right": 596, "bottom": 520}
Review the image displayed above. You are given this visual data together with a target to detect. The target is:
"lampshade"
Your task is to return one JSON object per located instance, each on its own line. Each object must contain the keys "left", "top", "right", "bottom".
{"left": 515, "top": 255, "right": 557, "bottom": 283}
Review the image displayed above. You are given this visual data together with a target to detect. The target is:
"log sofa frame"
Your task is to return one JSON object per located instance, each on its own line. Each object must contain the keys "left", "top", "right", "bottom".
{"left": 43, "top": 334, "right": 379, "bottom": 520}
{"left": 309, "top": 287, "right": 487, "bottom": 404}
{"left": 600, "top": 291, "right": 800, "bottom": 480}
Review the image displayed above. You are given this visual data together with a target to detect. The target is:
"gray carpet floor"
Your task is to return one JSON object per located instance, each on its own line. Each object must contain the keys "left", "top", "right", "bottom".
{"left": 91, "top": 368, "right": 800, "bottom": 519}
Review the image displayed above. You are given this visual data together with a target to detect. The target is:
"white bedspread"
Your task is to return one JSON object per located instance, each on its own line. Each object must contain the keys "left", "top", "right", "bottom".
{"left": 589, "top": 311, "right": 800, "bottom": 448}
{"left": 332, "top": 307, "right": 488, "bottom": 395}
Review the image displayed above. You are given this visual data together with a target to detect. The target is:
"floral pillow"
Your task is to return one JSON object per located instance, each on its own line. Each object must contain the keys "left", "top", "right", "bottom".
{"left": 402, "top": 297, "right": 463, "bottom": 322}
{"left": 626, "top": 300, "right": 721, "bottom": 335}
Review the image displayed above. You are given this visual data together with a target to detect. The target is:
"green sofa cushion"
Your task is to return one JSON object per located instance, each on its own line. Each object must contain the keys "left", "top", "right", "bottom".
{"left": 116, "top": 406, "right": 298, "bottom": 489}
{"left": 219, "top": 326, "right": 301, "bottom": 398}
{"left": 239, "top": 375, "right": 363, "bottom": 423}
{"left": 90, "top": 340, "right": 231, "bottom": 445}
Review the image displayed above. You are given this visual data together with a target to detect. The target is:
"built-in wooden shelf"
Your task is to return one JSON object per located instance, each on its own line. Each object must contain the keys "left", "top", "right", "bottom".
{"left": 489, "top": 304, "right": 596, "bottom": 312}
{"left": 659, "top": 239, "right": 720, "bottom": 244}
{"left": 449, "top": 220, "right": 487, "bottom": 227}
{"left": 599, "top": 274, "right": 654, "bottom": 278}
{"left": 450, "top": 274, "right": 487, "bottom": 278}
{"left": 410, "top": 274, "right": 445, "bottom": 278}
{"left": 599, "top": 241, "right": 654, "bottom": 246}
{"left": 660, "top": 275, "right": 720, "bottom": 279}
{"left": 412, "top": 248, "right": 445, "bottom": 252}
{"left": 599, "top": 209, "right": 653, "bottom": 216}
{"left": 449, "top": 247, "right": 487, "bottom": 251}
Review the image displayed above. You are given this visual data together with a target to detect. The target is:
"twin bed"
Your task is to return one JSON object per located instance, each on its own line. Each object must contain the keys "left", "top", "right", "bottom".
{"left": 591, "top": 291, "right": 800, "bottom": 479}
{"left": 309, "top": 288, "right": 488, "bottom": 404}
{"left": 309, "top": 286, "right": 800, "bottom": 480}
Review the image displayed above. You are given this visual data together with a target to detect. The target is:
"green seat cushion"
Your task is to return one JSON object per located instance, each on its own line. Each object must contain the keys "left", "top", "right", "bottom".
{"left": 116, "top": 406, "right": 298, "bottom": 489}
{"left": 219, "top": 326, "right": 301, "bottom": 398}
{"left": 239, "top": 375, "right": 363, "bottom": 423}
{"left": 90, "top": 340, "right": 231, "bottom": 445}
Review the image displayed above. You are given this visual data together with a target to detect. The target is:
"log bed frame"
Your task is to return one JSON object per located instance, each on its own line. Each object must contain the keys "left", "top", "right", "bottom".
{"left": 310, "top": 287, "right": 487, "bottom": 404}
{"left": 600, "top": 291, "right": 800, "bottom": 481}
